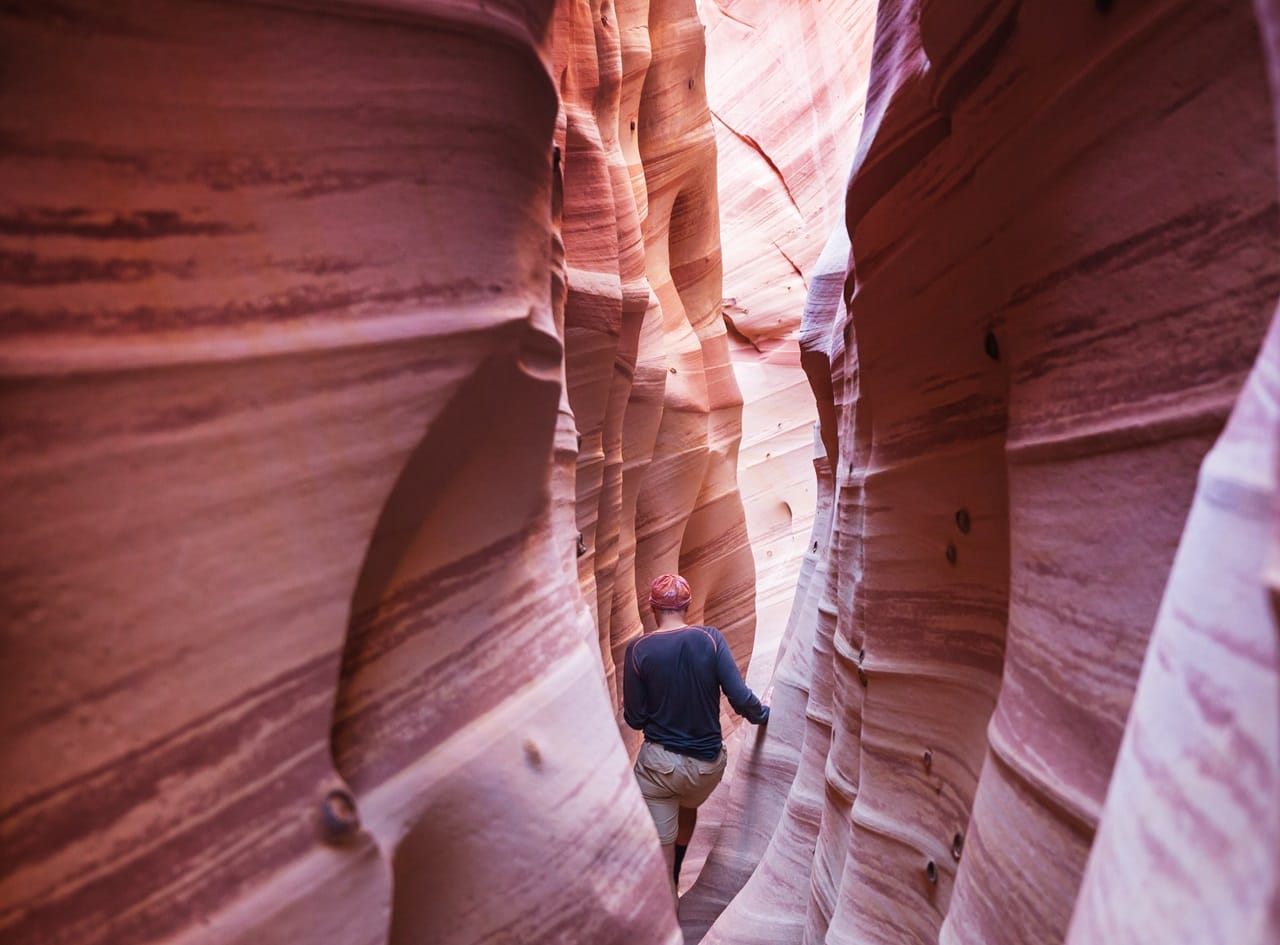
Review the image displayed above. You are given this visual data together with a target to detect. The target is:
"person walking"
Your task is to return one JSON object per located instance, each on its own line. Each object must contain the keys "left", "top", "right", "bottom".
{"left": 623, "top": 573, "right": 770, "bottom": 888}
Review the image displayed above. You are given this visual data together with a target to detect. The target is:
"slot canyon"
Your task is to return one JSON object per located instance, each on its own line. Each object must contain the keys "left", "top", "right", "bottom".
{"left": 1, "top": 0, "right": 1278, "bottom": 943}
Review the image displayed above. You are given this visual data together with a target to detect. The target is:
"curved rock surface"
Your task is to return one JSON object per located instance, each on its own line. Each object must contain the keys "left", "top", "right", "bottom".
{"left": 5, "top": 1, "right": 1280, "bottom": 944}
{"left": 677, "top": 4, "right": 876, "bottom": 917}
{"left": 705, "top": 0, "right": 875, "bottom": 654}
{"left": 1065, "top": 1, "right": 1280, "bottom": 939}
{"left": 0, "top": 1, "right": 754, "bottom": 943}
{"left": 690, "top": 2, "right": 1280, "bottom": 945}
{"left": 1063, "top": 264, "right": 1280, "bottom": 945}
{"left": 703, "top": 0, "right": 874, "bottom": 347}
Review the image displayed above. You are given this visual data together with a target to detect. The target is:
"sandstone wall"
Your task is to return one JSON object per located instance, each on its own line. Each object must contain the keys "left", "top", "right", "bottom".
{"left": 676, "top": 3, "right": 876, "bottom": 910}
{"left": 706, "top": 0, "right": 876, "bottom": 659}
{"left": 553, "top": 0, "right": 760, "bottom": 745}
{"left": 689, "top": 1, "right": 1280, "bottom": 944}
{"left": 6, "top": 1, "right": 1279, "bottom": 943}
{"left": 0, "top": 0, "right": 756, "bottom": 942}
{"left": 1065, "top": 1, "right": 1280, "bottom": 939}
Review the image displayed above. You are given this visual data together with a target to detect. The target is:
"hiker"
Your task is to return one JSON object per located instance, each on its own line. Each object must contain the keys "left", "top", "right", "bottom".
{"left": 623, "top": 573, "right": 770, "bottom": 888}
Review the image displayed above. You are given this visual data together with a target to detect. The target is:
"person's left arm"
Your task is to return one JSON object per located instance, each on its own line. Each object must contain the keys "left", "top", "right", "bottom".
{"left": 713, "top": 628, "right": 770, "bottom": 725}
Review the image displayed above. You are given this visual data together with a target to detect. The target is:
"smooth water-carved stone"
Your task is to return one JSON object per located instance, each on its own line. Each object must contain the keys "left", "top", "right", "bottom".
{"left": 696, "top": 4, "right": 1280, "bottom": 945}
{"left": 0, "top": 3, "right": 691, "bottom": 944}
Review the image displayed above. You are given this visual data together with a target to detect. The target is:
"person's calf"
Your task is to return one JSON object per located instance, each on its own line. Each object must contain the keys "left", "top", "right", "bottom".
{"left": 659, "top": 841, "right": 678, "bottom": 904}
{"left": 673, "top": 805, "right": 697, "bottom": 885}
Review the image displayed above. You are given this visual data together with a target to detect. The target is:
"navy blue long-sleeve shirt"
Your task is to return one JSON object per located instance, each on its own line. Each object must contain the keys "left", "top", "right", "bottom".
{"left": 623, "top": 624, "right": 769, "bottom": 760}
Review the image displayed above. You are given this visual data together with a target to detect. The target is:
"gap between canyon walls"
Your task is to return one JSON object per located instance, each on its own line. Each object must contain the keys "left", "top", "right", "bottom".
{"left": 331, "top": 0, "right": 764, "bottom": 937}
{"left": 330, "top": 1, "right": 859, "bottom": 933}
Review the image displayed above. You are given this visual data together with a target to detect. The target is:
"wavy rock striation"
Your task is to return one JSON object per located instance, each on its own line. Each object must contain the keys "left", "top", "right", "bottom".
{"left": 552, "top": 0, "right": 760, "bottom": 747}
{"left": 1065, "top": 0, "right": 1280, "bottom": 939}
{"left": 691, "top": 2, "right": 1280, "bottom": 945}
{"left": 705, "top": 0, "right": 876, "bottom": 649}
{"left": 0, "top": 0, "right": 757, "bottom": 943}
{"left": 674, "top": 0, "right": 877, "bottom": 923}
{"left": 5, "top": 1, "right": 1279, "bottom": 944}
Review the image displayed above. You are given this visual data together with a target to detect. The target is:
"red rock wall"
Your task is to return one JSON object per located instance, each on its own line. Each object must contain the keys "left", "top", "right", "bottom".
{"left": 689, "top": 1, "right": 1280, "bottom": 944}
{"left": 632, "top": 0, "right": 756, "bottom": 670}
{"left": 677, "top": 2, "right": 876, "bottom": 918}
{"left": 705, "top": 0, "right": 876, "bottom": 686}
{"left": 7, "top": 1, "right": 1278, "bottom": 943}
{"left": 1065, "top": 1, "right": 1280, "bottom": 939}
{"left": 0, "top": 0, "right": 753, "bottom": 942}
{"left": 1064, "top": 272, "right": 1280, "bottom": 945}
{"left": 553, "top": 0, "right": 761, "bottom": 747}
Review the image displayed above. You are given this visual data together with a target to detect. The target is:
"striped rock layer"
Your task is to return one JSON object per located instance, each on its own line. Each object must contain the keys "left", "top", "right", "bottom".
{"left": 4, "top": 1, "right": 1280, "bottom": 944}
{"left": 687, "top": 2, "right": 1280, "bottom": 945}
{"left": 0, "top": 1, "right": 756, "bottom": 943}
{"left": 551, "top": 0, "right": 760, "bottom": 746}
{"left": 679, "top": 0, "right": 878, "bottom": 931}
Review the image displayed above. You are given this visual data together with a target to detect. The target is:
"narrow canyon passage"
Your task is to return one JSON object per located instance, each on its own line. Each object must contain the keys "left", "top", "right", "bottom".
{"left": 1, "top": 2, "right": 1279, "bottom": 945}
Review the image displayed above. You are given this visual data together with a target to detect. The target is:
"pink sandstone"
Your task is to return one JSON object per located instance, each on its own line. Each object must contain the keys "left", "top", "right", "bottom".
{"left": 0, "top": 1, "right": 748, "bottom": 942}
{"left": 3, "top": 1, "right": 1280, "bottom": 943}
{"left": 687, "top": 3, "right": 1280, "bottom": 945}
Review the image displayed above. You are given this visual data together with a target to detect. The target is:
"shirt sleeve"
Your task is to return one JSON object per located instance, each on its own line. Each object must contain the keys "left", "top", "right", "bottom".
{"left": 622, "top": 639, "right": 648, "bottom": 731}
{"left": 713, "top": 628, "right": 769, "bottom": 725}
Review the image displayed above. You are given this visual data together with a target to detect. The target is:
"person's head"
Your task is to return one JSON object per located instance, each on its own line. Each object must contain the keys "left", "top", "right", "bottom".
{"left": 649, "top": 574, "right": 692, "bottom": 623}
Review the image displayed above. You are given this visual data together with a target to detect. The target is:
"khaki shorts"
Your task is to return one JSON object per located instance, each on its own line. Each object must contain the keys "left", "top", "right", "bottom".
{"left": 633, "top": 741, "right": 728, "bottom": 844}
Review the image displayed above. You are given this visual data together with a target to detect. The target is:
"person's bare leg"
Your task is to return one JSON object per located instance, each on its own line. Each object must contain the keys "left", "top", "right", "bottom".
{"left": 661, "top": 841, "right": 677, "bottom": 901}
{"left": 676, "top": 806, "right": 697, "bottom": 845}
{"left": 673, "top": 806, "right": 697, "bottom": 886}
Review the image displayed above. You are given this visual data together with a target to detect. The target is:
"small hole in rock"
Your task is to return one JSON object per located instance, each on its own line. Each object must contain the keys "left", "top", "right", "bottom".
{"left": 524, "top": 738, "right": 543, "bottom": 767}
{"left": 321, "top": 788, "right": 360, "bottom": 842}
{"left": 984, "top": 331, "right": 1000, "bottom": 361}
